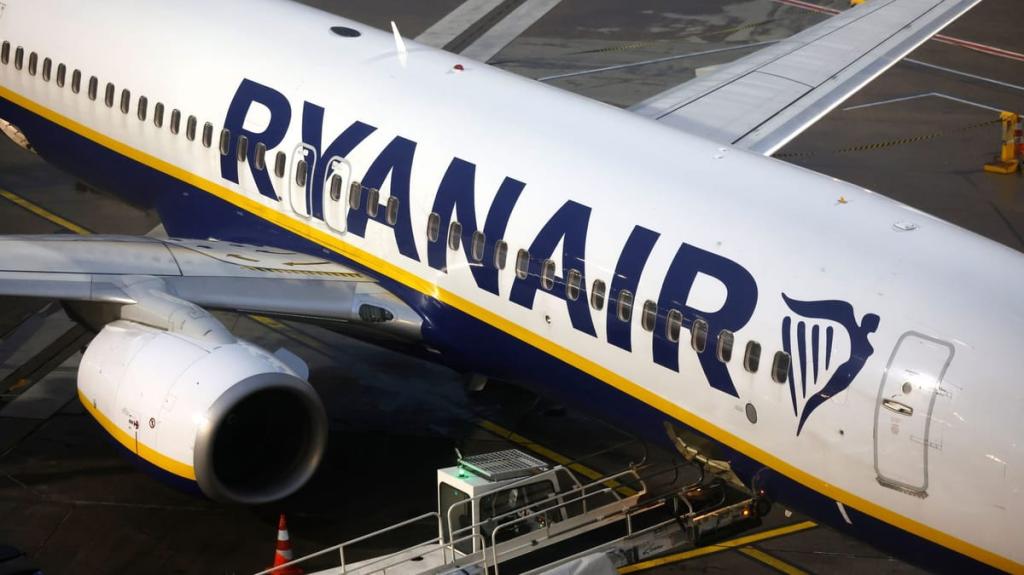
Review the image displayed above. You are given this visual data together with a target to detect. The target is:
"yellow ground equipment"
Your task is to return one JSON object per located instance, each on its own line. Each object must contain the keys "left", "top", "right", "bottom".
{"left": 850, "top": 0, "right": 866, "bottom": 5}
{"left": 984, "top": 111, "right": 1021, "bottom": 174}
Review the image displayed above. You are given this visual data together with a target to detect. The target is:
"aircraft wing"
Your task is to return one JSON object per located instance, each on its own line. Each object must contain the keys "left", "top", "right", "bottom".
{"left": 0, "top": 235, "right": 422, "bottom": 340}
{"left": 629, "top": 0, "right": 980, "bottom": 156}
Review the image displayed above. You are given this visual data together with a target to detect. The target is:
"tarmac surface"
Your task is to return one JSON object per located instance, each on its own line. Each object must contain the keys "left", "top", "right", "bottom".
{"left": 1, "top": 0, "right": 1022, "bottom": 573}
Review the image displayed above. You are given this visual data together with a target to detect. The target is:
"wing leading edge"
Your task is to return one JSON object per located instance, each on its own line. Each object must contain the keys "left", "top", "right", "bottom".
{"left": 0, "top": 235, "right": 422, "bottom": 340}
{"left": 629, "top": 0, "right": 981, "bottom": 155}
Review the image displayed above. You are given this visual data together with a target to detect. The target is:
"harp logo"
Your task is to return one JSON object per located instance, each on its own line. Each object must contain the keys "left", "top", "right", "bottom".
{"left": 781, "top": 294, "right": 880, "bottom": 435}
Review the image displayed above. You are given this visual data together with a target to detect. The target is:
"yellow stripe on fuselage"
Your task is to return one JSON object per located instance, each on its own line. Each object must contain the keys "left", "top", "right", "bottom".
{"left": 77, "top": 389, "right": 196, "bottom": 481}
{"left": 5, "top": 86, "right": 1015, "bottom": 572}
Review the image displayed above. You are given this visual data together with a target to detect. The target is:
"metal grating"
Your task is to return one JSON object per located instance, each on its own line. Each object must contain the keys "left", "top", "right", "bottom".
{"left": 459, "top": 449, "right": 549, "bottom": 482}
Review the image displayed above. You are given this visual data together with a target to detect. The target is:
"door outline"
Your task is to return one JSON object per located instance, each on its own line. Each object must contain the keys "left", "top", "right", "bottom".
{"left": 289, "top": 143, "right": 316, "bottom": 218}
{"left": 872, "top": 330, "right": 954, "bottom": 497}
{"left": 322, "top": 155, "right": 351, "bottom": 233}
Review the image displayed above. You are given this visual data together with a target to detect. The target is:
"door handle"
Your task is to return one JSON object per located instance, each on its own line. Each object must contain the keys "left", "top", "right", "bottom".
{"left": 882, "top": 399, "right": 913, "bottom": 416}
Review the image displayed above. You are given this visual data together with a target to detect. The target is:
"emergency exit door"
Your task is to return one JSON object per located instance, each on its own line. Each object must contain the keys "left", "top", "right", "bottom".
{"left": 873, "top": 332, "right": 954, "bottom": 497}
{"left": 289, "top": 144, "right": 316, "bottom": 218}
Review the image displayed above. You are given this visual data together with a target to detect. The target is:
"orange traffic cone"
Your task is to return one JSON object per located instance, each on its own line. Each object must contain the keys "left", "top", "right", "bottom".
{"left": 269, "top": 513, "right": 304, "bottom": 575}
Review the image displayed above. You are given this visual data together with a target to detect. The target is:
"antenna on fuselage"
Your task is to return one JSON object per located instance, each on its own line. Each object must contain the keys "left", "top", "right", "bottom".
{"left": 391, "top": 21, "right": 408, "bottom": 67}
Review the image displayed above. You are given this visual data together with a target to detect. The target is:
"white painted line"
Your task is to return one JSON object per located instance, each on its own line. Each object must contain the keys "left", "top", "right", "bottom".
{"left": 0, "top": 307, "right": 74, "bottom": 384}
{"left": 1, "top": 352, "right": 80, "bottom": 419}
{"left": 844, "top": 91, "right": 1006, "bottom": 113}
{"left": 460, "top": 0, "right": 563, "bottom": 62}
{"left": 537, "top": 42, "right": 778, "bottom": 82}
{"left": 905, "top": 58, "right": 1024, "bottom": 94}
{"left": 414, "top": 0, "right": 507, "bottom": 48}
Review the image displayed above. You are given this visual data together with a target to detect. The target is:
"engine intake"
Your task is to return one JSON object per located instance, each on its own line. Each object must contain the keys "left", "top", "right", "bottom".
{"left": 78, "top": 319, "right": 327, "bottom": 505}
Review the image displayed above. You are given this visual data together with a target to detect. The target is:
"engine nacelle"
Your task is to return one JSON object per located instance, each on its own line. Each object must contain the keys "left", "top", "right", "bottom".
{"left": 78, "top": 320, "right": 327, "bottom": 504}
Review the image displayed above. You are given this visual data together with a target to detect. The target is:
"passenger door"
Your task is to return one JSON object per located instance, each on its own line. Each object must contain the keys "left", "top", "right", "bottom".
{"left": 322, "top": 155, "right": 350, "bottom": 233}
{"left": 873, "top": 332, "right": 954, "bottom": 497}
{"left": 289, "top": 144, "right": 316, "bottom": 218}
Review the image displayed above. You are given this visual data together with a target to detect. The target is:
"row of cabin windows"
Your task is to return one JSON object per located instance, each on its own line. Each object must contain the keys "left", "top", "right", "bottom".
{"left": 2, "top": 41, "right": 795, "bottom": 386}
{"left": 1, "top": 41, "right": 283, "bottom": 180}
{"left": 418, "top": 212, "right": 792, "bottom": 383}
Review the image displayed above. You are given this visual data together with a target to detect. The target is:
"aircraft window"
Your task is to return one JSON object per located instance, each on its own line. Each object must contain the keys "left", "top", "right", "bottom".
{"left": 218, "top": 129, "right": 230, "bottom": 155}
{"left": 295, "top": 159, "right": 307, "bottom": 187}
{"left": 493, "top": 240, "right": 508, "bottom": 270}
{"left": 616, "top": 290, "right": 634, "bottom": 323}
{"left": 170, "top": 109, "right": 181, "bottom": 135}
{"left": 566, "top": 269, "right": 581, "bottom": 301}
{"left": 386, "top": 196, "right": 400, "bottom": 226}
{"left": 641, "top": 300, "right": 657, "bottom": 332}
{"left": 348, "top": 181, "right": 362, "bottom": 210}
{"left": 590, "top": 279, "right": 606, "bottom": 311}
{"left": 691, "top": 318, "right": 708, "bottom": 353}
{"left": 771, "top": 351, "right": 790, "bottom": 384}
{"left": 426, "top": 212, "right": 440, "bottom": 242}
{"left": 469, "top": 230, "right": 485, "bottom": 261}
{"left": 41, "top": 58, "right": 51, "bottom": 82}
{"left": 716, "top": 330, "right": 734, "bottom": 363}
{"left": 329, "top": 174, "right": 343, "bottom": 201}
{"left": 254, "top": 142, "right": 267, "bottom": 170}
{"left": 137, "top": 96, "right": 148, "bottom": 121}
{"left": 71, "top": 70, "right": 81, "bottom": 94}
{"left": 186, "top": 115, "right": 197, "bottom": 142}
{"left": 27, "top": 51, "right": 37, "bottom": 76}
{"left": 515, "top": 249, "right": 530, "bottom": 279}
{"left": 120, "top": 90, "right": 131, "bottom": 115}
{"left": 448, "top": 221, "right": 462, "bottom": 251}
{"left": 202, "top": 123, "right": 214, "bottom": 149}
{"left": 104, "top": 83, "right": 115, "bottom": 108}
{"left": 56, "top": 64, "right": 66, "bottom": 87}
{"left": 0, "top": 42, "right": 8, "bottom": 65}
{"left": 87, "top": 76, "right": 98, "bottom": 101}
{"left": 274, "top": 151, "right": 286, "bottom": 177}
{"left": 540, "top": 259, "right": 556, "bottom": 290}
{"left": 13, "top": 46, "right": 22, "bottom": 70}
{"left": 154, "top": 103, "right": 165, "bottom": 128}
{"left": 366, "top": 188, "right": 379, "bottom": 217}
{"left": 743, "top": 341, "right": 761, "bottom": 373}
{"left": 666, "top": 309, "right": 682, "bottom": 342}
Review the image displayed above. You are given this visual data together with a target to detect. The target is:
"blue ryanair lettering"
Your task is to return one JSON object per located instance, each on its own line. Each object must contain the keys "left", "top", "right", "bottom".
{"left": 221, "top": 79, "right": 292, "bottom": 201}
{"left": 607, "top": 226, "right": 660, "bottom": 352}
{"left": 428, "top": 158, "right": 524, "bottom": 295}
{"left": 345, "top": 136, "right": 420, "bottom": 261}
{"left": 509, "top": 200, "right": 596, "bottom": 337}
{"left": 653, "top": 244, "right": 758, "bottom": 397}
{"left": 300, "top": 102, "right": 376, "bottom": 219}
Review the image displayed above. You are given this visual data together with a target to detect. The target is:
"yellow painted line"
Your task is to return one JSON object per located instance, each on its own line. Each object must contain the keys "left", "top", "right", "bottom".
{"left": 739, "top": 546, "right": 808, "bottom": 575}
{"left": 78, "top": 389, "right": 196, "bottom": 480}
{"left": 477, "top": 419, "right": 636, "bottom": 497}
{"left": 0, "top": 188, "right": 92, "bottom": 235}
{"left": 3, "top": 84, "right": 1017, "bottom": 573}
{"left": 619, "top": 521, "right": 817, "bottom": 573}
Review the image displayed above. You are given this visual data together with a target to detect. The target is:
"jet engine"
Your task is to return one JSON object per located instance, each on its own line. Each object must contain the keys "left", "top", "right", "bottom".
{"left": 78, "top": 319, "right": 327, "bottom": 504}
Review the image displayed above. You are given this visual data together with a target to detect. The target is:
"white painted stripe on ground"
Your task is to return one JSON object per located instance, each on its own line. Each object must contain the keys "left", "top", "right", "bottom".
{"left": 905, "top": 58, "right": 1024, "bottom": 93}
{"left": 1, "top": 352, "right": 80, "bottom": 419}
{"left": 843, "top": 91, "right": 1007, "bottom": 113}
{"left": 459, "top": 0, "right": 563, "bottom": 62}
{"left": 0, "top": 307, "right": 74, "bottom": 384}
{"left": 414, "top": 0, "right": 507, "bottom": 48}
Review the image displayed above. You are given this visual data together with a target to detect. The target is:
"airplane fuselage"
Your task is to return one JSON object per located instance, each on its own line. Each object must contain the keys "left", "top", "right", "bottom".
{"left": 0, "top": 0, "right": 1021, "bottom": 572}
